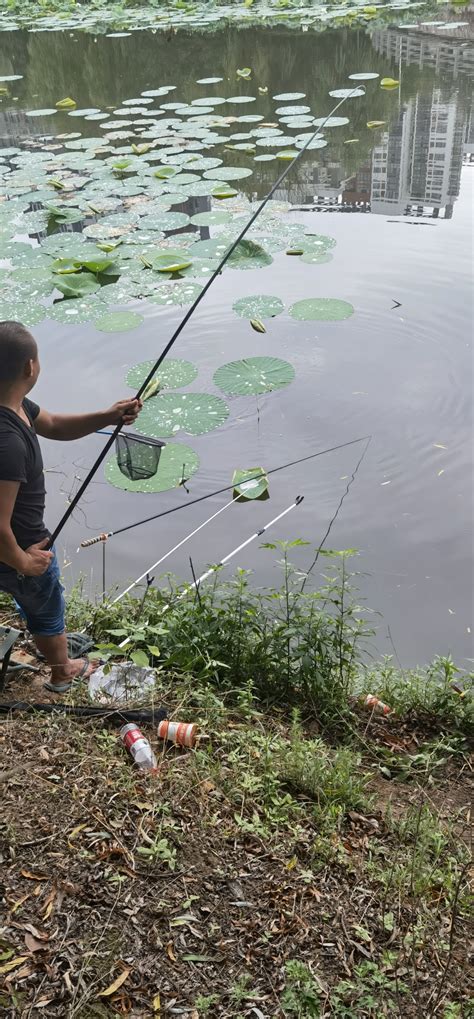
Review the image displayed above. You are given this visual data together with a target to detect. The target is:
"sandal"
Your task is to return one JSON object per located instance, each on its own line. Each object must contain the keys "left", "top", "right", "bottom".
{"left": 43, "top": 657, "right": 92, "bottom": 694}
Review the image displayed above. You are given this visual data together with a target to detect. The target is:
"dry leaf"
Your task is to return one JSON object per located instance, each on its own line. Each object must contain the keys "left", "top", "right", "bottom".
{"left": 166, "top": 941, "right": 176, "bottom": 962}
{"left": 34, "top": 998, "right": 54, "bottom": 1008}
{"left": 23, "top": 923, "right": 49, "bottom": 940}
{"left": 153, "top": 992, "right": 161, "bottom": 1013}
{"left": 10, "top": 893, "right": 30, "bottom": 914}
{"left": 0, "top": 955, "right": 29, "bottom": 975}
{"left": 20, "top": 870, "right": 47, "bottom": 881}
{"left": 42, "top": 889, "right": 56, "bottom": 919}
{"left": 98, "top": 966, "right": 131, "bottom": 998}
{"left": 25, "top": 933, "right": 47, "bottom": 953}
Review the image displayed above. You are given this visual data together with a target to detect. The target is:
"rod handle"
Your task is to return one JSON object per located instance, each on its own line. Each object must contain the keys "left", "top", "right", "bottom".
{"left": 80, "top": 533, "right": 110, "bottom": 548}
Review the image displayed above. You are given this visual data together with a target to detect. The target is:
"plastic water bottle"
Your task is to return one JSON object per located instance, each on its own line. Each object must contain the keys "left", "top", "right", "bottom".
{"left": 120, "top": 723, "right": 157, "bottom": 771}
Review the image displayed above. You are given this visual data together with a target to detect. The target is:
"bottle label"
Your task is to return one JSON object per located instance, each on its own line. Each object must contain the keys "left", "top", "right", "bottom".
{"left": 123, "top": 727, "right": 143, "bottom": 749}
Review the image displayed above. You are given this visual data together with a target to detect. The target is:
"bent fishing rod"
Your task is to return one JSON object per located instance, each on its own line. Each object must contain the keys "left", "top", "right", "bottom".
{"left": 48, "top": 85, "right": 364, "bottom": 548}
{"left": 79, "top": 434, "right": 371, "bottom": 547}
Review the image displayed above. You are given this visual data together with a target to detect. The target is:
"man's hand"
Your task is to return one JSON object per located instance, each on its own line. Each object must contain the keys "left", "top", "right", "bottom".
{"left": 106, "top": 399, "right": 143, "bottom": 427}
{"left": 23, "top": 539, "right": 53, "bottom": 577}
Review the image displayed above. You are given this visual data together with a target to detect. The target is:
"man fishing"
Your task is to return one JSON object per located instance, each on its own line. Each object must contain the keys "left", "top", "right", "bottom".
{"left": 0, "top": 320, "right": 141, "bottom": 693}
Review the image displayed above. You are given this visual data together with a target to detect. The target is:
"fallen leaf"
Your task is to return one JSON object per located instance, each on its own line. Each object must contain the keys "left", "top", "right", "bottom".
{"left": 98, "top": 966, "right": 131, "bottom": 998}
{"left": 25, "top": 933, "right": 47, "bottom": 953}
{"left": 10, "top": 893, "right": 30, "bottom": 914}
{"left": 166, "top": 941, "right": 176, "bottom": 962}
{"left": 0, "top": 955, "right": 29, "bottom": 975}
{"left": 153, "top": 992, "right": 161, "bottom": 1013}
{"left": 20, "top": 870, "right": 47, "bottom": 881}
{"left": 34, "top": 998, "right": 54, "bottom": 1008}
{"left": 23, "top": 923, "right": 49, "bottom": 941}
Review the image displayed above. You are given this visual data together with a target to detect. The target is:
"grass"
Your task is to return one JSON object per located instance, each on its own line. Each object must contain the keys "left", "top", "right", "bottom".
{"left": 0, "top": 558, "right": 472, "bottom": 1016}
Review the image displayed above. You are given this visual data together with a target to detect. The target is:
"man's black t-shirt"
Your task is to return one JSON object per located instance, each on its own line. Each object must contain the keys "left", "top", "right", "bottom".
{"left": 0, "top": 398, "right": 48, "bottom": 565}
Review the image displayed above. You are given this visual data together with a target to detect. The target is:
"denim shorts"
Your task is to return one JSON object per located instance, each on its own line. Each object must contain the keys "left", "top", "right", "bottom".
{"left": 0, "top": 547, "right": 65, "bottom": 637}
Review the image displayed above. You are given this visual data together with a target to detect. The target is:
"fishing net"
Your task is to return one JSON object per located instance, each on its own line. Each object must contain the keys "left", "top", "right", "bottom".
{"left": 116, "top": 432, "right": 165, "bottom": 482}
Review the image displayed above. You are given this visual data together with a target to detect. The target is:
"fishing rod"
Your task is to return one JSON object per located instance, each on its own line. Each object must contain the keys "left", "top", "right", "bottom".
{"left": 47, "top": 85, "right": 364, "bottom": 549}
{"left": 117, "top": 495, "right": 304, "bottom": 645}
{"left": 79, "top": 434, "right": 370, "bottom": 547}
{"left": 110, "top": 493, "right": 240, "bottom": 604}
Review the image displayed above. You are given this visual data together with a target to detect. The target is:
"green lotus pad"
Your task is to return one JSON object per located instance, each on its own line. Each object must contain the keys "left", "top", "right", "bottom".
{"left": 135, "top": 392, "right": 229, "bottom": 437}
{"left": 213, "top": 356, "right": 295, "bottom": 395}
{"left": 95, "top": 310, "right": 144, "bottom": 332}
{"left": 233, "top": 467, "right": 269, "bottom": 501}
{"left": 126, "top": 358, "right": 198, "bottom": 391}
{"left": 289, "top": 298, "right": 354, "bottom": 321}
{"left": 232, "top": 294, "right": 284, "bottom": 319}
{"left": 105, "top": 442, "right": 200, "bottom": 494}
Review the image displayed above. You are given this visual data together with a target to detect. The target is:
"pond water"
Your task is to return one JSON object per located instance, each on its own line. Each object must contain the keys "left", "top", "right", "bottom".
{"left": 0, "top": 18, "right": 472, "bottom": 666}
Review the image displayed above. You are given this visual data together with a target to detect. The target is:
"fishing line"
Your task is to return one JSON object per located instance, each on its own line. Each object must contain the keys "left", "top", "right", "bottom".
{"left": 80, "top": 434, "right": 371, "bottom": 546}
{"left": 300, "top": 435, "right": 372, "bottom": 591}
{"left": 48, "top": 85, "right": 364, "bottom": 548}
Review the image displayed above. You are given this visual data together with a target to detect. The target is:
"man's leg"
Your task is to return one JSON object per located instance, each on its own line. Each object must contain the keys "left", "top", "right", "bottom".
{"left": 33, "top": 632, "right": 96, "bottom": 688}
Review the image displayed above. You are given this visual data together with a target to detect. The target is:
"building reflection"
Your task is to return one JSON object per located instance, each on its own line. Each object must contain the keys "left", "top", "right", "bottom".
{"left": 289, "top": 25, "right": 473, "bottom": 219}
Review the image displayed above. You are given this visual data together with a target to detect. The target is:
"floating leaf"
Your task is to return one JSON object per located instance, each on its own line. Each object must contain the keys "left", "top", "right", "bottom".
{"left": 126, "top": 358, "right": 198, "bottom": 391}
{"left": 149, "top": 281, "right": 203, "bottom": 307}
{"left": 273, "top": 92, "right": 306, "bottom": 101}
{"left": 152, "top": 254, "right": 192, "bottom": 273}
{"left": 348, "top": 72, "right": 379, "bottom": 80}
{"left": 227, "top": 239, "right": 272, "bottom": 270}
{"left": 190, "top": 210, "right": 232, "bottom": 227}
{"left": 233, "top": 294, "right": 284, "bottom": 320}
{"left": 142, "top": 378, "right": 162, "bottom": 402}
{"left": 105, "top": 442, "right": 199, "bottom": 494}
{"left": 196, "top": 77, "right": 223, "bottom": 84}
{"left": 250, "top": 318, "right": 266, "bottom": 333}
{"left": 44, "top": 203, "right": 84, "bottom": 225}
{"left": 203, "top": 166, "right": 253, "bottom": 180}
{"left": 367, "top": 120, "right": 386, "bottom": 129}
{"left": 329, "top": 87, "right": 365, "bottom": 98}
{"left": 212, "top": 186, "right": 238, "bottom": 199}
{"left": 54, "top": 273, "right": 99, "bottom": 299}
{"left": 135, "top": 393, "right": 229, "bottom": 437}
{"left": 55, "top": 97, "right": 76, "bottom": 109}
{"left": 289, "top": 298, "right": 354, "bottom": 321}
{"left": 214, "top": 356, "right": 294, "bottom": 395}
{"left": 233, "top": 467, "right": 269, "bottom": 501}
{"left": 380, "top": 77, "right": 399, "bottom": 89}
{"left": 300, "top": 251, "right": 333, "bottom": 265}
{"left": 93, "top": 309, "right": 144, "bottom": 333}
{"left": 236, "top": 68, "right": 252, "bottom": 79}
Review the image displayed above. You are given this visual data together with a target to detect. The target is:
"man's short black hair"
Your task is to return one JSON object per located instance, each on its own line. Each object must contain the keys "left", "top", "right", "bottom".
{"left": 0, "top": 321, "right": 37, "bottom": 385}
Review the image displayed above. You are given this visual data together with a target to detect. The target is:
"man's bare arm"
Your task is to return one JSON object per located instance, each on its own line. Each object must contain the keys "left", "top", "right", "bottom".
{"left": 35, "top": 399, "right": 142, "bottom": 441}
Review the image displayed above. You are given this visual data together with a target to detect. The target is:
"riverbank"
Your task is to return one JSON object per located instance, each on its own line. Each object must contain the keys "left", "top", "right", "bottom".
{"left": 0, "top": 567, "right": 472, "bottom": 1017}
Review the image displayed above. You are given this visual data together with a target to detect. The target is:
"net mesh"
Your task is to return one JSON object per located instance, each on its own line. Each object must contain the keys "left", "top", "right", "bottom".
{"left": 116, "top": 432, "right": 165, "bottom": 482}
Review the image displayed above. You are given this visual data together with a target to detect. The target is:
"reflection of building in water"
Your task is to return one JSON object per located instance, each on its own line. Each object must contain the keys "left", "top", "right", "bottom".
{"left": 371, "top": 25, "right": 474, "bottom": 79}
{"left": 370, "top": 87, "right": 466, "bottom": 217}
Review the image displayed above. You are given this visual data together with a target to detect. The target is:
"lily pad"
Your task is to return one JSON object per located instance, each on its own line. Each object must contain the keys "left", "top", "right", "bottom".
{"left": 273, "top": 92, "right": 306, "bottom": 101}
{"left": 126, "top": 358, "right": 198, "bottom": 391}
{"left": 95, "top": 310, "right": 144, "bottom": 332}
{"left": 232, "top": 294, "right": 284, "bottom": 319}
{"left": 196, "top": 77, "right": 223, "bottom": 84}
{"left": 148, "top": 281, "right": 203, "bottom": 306}
{"left": 0, "top": 300, "right": 46, "bottom": 326}
{"left": 289, "top": 298, "right": 354, "bottom": 321}
{"left": 55, "top": 273, "right": 100, "bottom": 299}
{"left": 329, "top": 87, "right": 365, "bottom": 98}
{"left": 313, "top": 116, "right": 349, "bottom": 128}
{"left": 47, "top": 297, "right": 102, "bottom": 324}
{"left": 227, "top": 239, "right": 272, "bottom": 270}
{"left": 348, "top": 72, "right": 379, "bottom": 80}
{"left": 233, "top": 467, "right": 269, "bottom": 501}
{"left": 136, "top": 392, "right": 229, "bottom": 437}
{"left": 105, "top": 441, "right": 199, "bottom": 494}
{"left": 214, "top": 356, "right": 295, "bottom": 395}
{"left": 203, "top": 166, "right": 253, "bottom": 180}
{"left": 190, "top": 210, "right": 232, "bottom": 227}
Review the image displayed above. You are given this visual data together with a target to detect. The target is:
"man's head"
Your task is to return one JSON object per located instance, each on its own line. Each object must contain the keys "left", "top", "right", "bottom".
{"left": 0, "top": 321, "right": 39, "bottom": 393}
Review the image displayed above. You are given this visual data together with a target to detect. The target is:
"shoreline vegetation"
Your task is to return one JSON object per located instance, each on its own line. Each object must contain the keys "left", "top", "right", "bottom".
{"left": 0, "top": 556, "right": 472, "bottom": 1016}
{"left": 0, "top": 0, "right": 461, "bottom": 35}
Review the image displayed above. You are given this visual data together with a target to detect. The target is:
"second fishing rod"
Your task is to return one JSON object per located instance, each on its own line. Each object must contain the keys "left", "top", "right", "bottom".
{"left": 47, "top": 85, "right": 364, "bottom": 548}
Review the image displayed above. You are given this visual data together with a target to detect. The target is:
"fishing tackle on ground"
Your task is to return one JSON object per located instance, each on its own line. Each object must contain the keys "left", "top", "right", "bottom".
{"left": 0, "top": 702, "right": 168, "bottom": 725}
{"left": 47, "top": 86, "right": 364, "bottom": 549}
{"left": 115, "top": 432, "right": 166, "bottom": 482}
{"left": 80, "top": 435, "right": 370, "bottom": 549}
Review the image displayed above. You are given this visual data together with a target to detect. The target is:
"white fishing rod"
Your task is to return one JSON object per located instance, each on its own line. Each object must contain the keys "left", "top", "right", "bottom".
{"left": 111, "top": 493, "right": 239, "bottom": 605}
{"left": 175, "top": 495, "right": 304, "bottom": 600}
{"left": 117, "top": 495, "right": 303, "bottom": 648}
